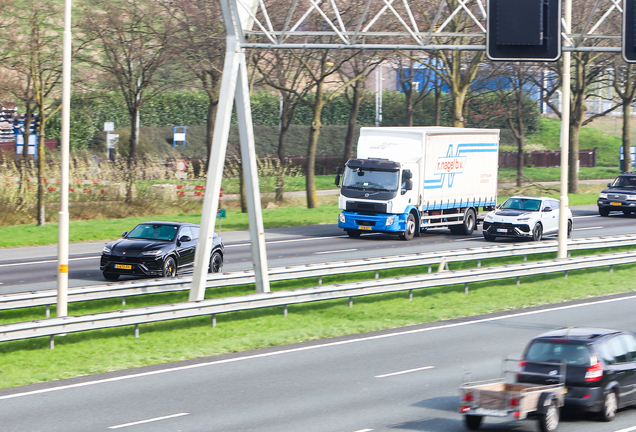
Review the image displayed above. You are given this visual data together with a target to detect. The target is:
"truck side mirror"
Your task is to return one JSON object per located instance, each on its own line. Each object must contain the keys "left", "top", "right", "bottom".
{"left": 401, "top": 179, "right": 413, "bottom": 194}
{"left": 402, "top": 169, "right": 412, "bottom": 180}
{"left": 335, "top": 166, "right": 343, "bottom": 186}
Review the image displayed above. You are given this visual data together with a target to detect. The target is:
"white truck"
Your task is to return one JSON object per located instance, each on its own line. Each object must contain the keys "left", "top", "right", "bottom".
{"left": 335, "top": 127, "right": 500, "bottom": 240}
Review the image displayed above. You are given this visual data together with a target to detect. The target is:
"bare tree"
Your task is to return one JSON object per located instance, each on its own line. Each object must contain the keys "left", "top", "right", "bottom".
{"left": 254, "top": 50, "right": 313, "bottom": 202}
{"left": 164, "top": 0, "right": 225, "bottom": 172}
{"left": 0, "top": 0, "right": 63, "bottom": 225}
{"left": 613, "top": 61, "right": 636, "bottom": 173}
{"left": 339, "top": 52, "right": 383, "bottom": 161}
{"left": 77, "top": 0, "right": 178, "bottom": 200}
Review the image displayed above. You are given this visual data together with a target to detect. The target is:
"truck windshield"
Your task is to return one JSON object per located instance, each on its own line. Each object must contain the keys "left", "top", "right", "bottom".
{"left": 342, "top": 167, "right": 399, "bottom": 191}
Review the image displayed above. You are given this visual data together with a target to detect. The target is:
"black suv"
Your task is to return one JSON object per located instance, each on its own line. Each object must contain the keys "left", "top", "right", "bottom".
{"left": 598, "top": 173, "right": 636, "bottom": 216}
{"left": 517, "top": 327, "right": 636, "bottom": 422}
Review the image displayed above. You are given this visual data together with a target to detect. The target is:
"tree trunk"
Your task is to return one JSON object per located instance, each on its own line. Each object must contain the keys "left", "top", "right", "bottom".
{"left": 343, "top": 87, "right": 361, "bottom": 162}
{"left": 568, "top": 125, "right": 580, "bottom": 193}
{"left": 275, "top": 127, "right": 288, "bottom": 202}
{"left": 306, "top": 104, "right": 323, "bottom": 209}
{"left": 204, "top": 95, "right": 217, "bottom": 173}
{"left": 624, "top": 104, "right": 632, "bottom": 172}
{"left": 36, "top": 117, "right": 46, "bottom": 226}
{"left": 450, "top": 89, "right": 466, "bottom": 127}
{"left": 434, "top": 88, "right": 441, "bottom": 126}
{"left": 126, "top": 105, "right": 140, "bottom": 203}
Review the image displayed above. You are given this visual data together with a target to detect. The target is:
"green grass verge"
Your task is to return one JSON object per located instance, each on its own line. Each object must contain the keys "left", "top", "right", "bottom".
{"left": 1, "top": 262, "right": 635, "bottom": 389}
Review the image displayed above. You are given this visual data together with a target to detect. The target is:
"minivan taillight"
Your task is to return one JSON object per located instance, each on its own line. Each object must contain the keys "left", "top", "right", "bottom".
{"left": 585, "top": 362, "right": 603, "bottom": 382}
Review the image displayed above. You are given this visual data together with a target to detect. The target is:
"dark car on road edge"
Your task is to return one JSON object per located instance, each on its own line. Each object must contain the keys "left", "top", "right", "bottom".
{"left": 517, "top": 327, "right": 636, "bottom": 422}
{"left": 100, "top": 221, "right": 224, "bottom": 281}
{"left": 598, "top": 172, "right": 636, "bottom": 216}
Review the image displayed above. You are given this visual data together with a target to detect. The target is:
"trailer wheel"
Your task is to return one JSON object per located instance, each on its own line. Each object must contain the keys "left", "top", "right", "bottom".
{"left": 400, "top": 213, "right": 416, "bottom": 241}
{"left": 538, "top": 399, "right": 559, "bottom": 432}
{"left": 464, "top": 415, "right": 483, "bottom": 430}
{"left": 346, "top": 230, "right": 361, "bottom": 238}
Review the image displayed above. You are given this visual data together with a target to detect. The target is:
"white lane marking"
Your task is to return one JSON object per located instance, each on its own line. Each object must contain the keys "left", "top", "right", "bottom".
{"left": 108, "top": 413, "right": 189, "bottom": 429}
{"left": 453, "top": 237, "right": 482, "bottom": 242}
{"left": 0, "top": 256, "right": 98, "bottom": 268}
{"left": 375, "top": 366, "right": 435, "bottom": 378}
{"left": 314, "top": 249, "right": 358, "bottom": 255}
{"left": 574, "top": 226, "right": 603, "bottom": 231}
{"left": 614, "top": 426, "right": 636, "bottom": 432}
{"left": 352, "top": 429, "right": 373, "bottom": 432}
{"left": 225, "top": 235, "right": 347, "bottom": 248}
{"left": 573, "top": 215, "right": 601, "bottom": 219}
{"left": 3, "top": 293, "right": 636, "bottom": 401}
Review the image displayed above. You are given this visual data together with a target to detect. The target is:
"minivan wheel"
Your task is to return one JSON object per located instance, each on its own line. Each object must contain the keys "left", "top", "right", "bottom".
{"left": 599, "top": 390, "right": 617, "bottom": 422}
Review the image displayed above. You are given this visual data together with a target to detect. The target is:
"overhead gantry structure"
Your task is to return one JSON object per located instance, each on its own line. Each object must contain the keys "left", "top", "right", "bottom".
{"left": 189, "top": 0, "right": 627, "bottom": 300}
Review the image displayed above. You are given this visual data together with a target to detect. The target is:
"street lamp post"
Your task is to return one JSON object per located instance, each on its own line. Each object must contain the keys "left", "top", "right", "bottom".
{"left": 57, "top": 0, "right": 72, "bottom": 317}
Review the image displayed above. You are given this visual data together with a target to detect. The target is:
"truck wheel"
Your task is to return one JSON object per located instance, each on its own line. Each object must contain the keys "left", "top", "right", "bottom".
{"left": 599, "top": 207, "right": 610, "bottom": 217}
{"left": 538, "top": 399, "right": 559, "bottom": 432}
{"left": 462, "top": 209, "right": 476, "bottom": 235}
{"left": 400, "top": 213, "right": 416, "bottom": 241}
{"left": 599, "top": 390, "right": 617, "bottom": 422}
{"left": 346, "top": 230, "right": 361, "bottom": 238}
{"left": 464, "top": 415, "right": 483, "bottom": 430}
{"left": 532, "top": 223, "right": 543, "bottom": 241}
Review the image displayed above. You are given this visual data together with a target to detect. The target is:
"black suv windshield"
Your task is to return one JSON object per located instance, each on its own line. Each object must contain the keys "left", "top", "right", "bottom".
{"left": 525, "top": 340, "right": 592, "bottom": 366}
{"left": 127, "top": 224, "right": 179, "bottom": 241}
{"left": 611, "top": 176, "right": 636, "bottom": 188}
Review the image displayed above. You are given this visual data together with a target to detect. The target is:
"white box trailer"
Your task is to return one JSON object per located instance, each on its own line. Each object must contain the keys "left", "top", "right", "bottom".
{"left": 335, "top": 127, "right": 499, "bottom": 240}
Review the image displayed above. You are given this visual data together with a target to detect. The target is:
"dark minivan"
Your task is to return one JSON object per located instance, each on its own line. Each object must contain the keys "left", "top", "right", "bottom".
{"left": 517, "top": 327, "right": 636, "bottom": 422}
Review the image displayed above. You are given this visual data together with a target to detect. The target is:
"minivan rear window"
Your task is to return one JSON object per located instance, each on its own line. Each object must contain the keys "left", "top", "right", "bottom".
{"left": 525, "top": 340, "right": 591, "bottom": 366}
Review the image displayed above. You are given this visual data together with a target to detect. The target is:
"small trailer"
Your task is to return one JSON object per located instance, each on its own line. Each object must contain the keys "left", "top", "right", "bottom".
{"left": 459, "top": 361, "right": 565, "bottom": 431}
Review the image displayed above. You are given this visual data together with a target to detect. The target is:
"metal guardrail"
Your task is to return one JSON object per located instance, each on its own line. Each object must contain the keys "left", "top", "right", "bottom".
{"left": 1, "top": 248, "right": 635, "bottom": 346}
{"left": 3, "top": 234, "right": 636, "bottom": 313}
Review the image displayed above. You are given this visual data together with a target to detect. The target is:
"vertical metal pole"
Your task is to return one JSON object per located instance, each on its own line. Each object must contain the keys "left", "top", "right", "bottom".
{"left": 190, "top": 0, "right": 270, "bottom": 299}
{"left": 558, "top": 0, "right": 571, "bottom": 259}
{"left": 189, "top": 32, "right": 239, "bottom": 302}
{"left": 57, "top": 0, "right": 72, "bottom": 317}
{"left": 235, "top": 55, "right": 270, "bottom": 294}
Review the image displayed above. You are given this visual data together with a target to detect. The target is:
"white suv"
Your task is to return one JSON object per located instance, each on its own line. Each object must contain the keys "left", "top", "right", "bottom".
{"left": 482, "top": 196, "right": 573, "bottom": 241}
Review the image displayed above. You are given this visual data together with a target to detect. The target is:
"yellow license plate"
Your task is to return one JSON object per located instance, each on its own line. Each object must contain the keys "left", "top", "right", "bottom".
{"left": 359, "top": 226, "right": 372, "bottom": 230}
{"left": 611, "top": 202, "right": 622, "bottom": 206}
{"left": 115, "top": 264, "right": 132, "bottom": 269}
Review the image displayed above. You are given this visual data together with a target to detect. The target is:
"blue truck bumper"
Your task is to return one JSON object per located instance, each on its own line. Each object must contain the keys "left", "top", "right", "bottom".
{"left": 338, "top": 211, "right": 406, "bottom": 234}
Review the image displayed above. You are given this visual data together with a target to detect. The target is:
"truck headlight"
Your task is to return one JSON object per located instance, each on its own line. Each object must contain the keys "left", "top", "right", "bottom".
{"left": 599, "top": 193, "right": 607, "bottom": 199}
{"left": 339, "top": 213, "right": 345, "bottom": 223}
{"left": 385, "top": 216, "right": 395, "bottom": 226}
